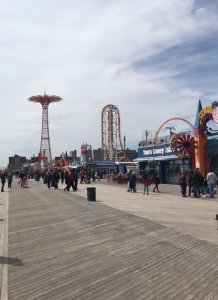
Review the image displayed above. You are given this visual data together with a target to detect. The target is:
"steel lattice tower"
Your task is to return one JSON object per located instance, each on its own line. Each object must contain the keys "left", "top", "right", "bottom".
{"left": 28, "top": 93, "right": 62, "bottom": 165}
{"left": 101, "top": 104, "right": 128, "bottom": 161}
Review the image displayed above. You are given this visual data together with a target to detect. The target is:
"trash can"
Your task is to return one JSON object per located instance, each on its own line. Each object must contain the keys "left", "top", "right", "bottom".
{"left": 87, "top": 187, "right": 96, "bottom": 201}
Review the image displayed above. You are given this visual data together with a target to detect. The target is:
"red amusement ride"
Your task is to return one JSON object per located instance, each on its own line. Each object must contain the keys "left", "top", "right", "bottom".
{"left": 170, "top": 133, "right": 196, "bottom": 157}
{"left": 154, "top": 117, "right": 196, "bottom": 158}
{"left": 28, "top": 93, "right": 62, "bottom": 166}
{"left": 101, "top": 104, "right": 128, "bottom": 161}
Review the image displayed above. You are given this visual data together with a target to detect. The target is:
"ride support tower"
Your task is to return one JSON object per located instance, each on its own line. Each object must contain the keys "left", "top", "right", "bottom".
{"left": 101, "top": 104, "right": 128, "bottom": 161}
{"left": 28, "top": 93, "right": 62, "bottom": 165}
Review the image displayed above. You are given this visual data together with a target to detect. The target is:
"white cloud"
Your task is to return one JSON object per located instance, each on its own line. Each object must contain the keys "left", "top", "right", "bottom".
{"left": 0, "top": 0, "right": 218, "bottom": 166}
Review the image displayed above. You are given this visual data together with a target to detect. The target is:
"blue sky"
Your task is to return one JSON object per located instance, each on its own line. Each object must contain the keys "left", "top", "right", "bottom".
{"left": 0, "top": 0, "right": 218, "bottom": 167}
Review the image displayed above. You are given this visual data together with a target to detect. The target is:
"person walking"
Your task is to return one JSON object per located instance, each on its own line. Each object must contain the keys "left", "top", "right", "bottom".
{"left": 74, "top": 169, "right": 79, "bottom": 191}
{"left": 7, "top": 172, "right": 13, "bottom": 188}
{"left": 127, "top": 170, "right": 132, "bottom": 192}
{"left": 187, "top": 170, "right": 193, "bottom": 196}
{"left": 192, "top": 168, "right": 202, "bottom": 198}
{"left": 60, "top": 170, "right": 64, "bottom": 184}
{"left": 46, "top": 170, "right": 52, "bottom": 189}
{"left": 51, "top": 170, "right": 60, "bottom": 189}
{"left": 80, "top": 169, "right": 85, "bottom": 184}
{"left": 64, "top": 171, "right": 71, "bottom": 191}
{"left": 19, "top": 172, "right": 25, "bottom": 188}
{"left": 1, "top": 172, "right": 6, "bottom": 192}
{"left": 153, "top": 173, "right": 160, "bottom": 192}
{"left": 23, "top": 175, "right": 29, "bottom": 188}
{"left": 199, "top": 173, "right": 206, "bottom": 197}
{"left": 129, "top": 172, "right": 137, "bottom": 192}
{"left": 142, "top": 168, "right": 149, "bottom": 195}
{"left": 207, "top": 170, "right": 217, "bottom": 198}
{"left": 179, "top": 172, "right": 187, "bottom": 197}
{"left": 69, "top": 169, "right": 75, "bottom": 191}
{"left": 91, "top": 169, "right": 95, "bottom": 182}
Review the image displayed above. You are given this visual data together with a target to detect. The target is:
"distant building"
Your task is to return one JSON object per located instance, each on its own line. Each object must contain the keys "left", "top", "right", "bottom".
{"left": 87, "top": 160, "right": 117, "bottom": 176}
{"left": 69, "top": 148, "right": 137, "bottom": 162}
{"left": 53, "top": 156, "right": 70, "bottom": 167}
{"left": 92, "top": 148, "right": 103, "bottom": 161}
{"left": 8, "top": 154, "right": 27, "bottom": 171}
{"left": 30, "top": 156, "right": 39, "bottom": 163}
{"left": 69, "top": 150, "right": 77, "bottom": 162}
{"left": 124, "top": 148, "right": 138, "bottom": 161}
{"left": 69, "top": 148, "right": 137, "bottom": 163}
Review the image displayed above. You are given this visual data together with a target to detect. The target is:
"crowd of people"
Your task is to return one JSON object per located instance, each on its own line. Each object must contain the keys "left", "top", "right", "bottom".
{"left": 125, "top": 167, "right": 218, "bottom": 199}
{"left": 127, "top": 169, "right": 160, "bottom": 195}
{"left": 43, "top": 168, "right": 102, "bottom": 191}
{"left": 1, "top": 167, "right": 218, "bottom": 200}
{"left": 179, "top": 168, "right": 217, "bottom": 198}
{"left": 0, "top": 171, "right": 32, "bottom": 191}
{"left": 0, "top": 167, "right": 106, "bottom": 193}
{"left": 0, "top": 171, "right": 13, "bottom": 192}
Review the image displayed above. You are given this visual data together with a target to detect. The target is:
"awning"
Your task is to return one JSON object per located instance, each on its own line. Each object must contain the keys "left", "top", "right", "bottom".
{"left": 134, "top": 155, "right": 178, "bottom": 162}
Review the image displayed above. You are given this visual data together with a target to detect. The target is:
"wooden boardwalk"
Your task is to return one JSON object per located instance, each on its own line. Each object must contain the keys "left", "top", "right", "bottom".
{"left": 76, "top": 181, "right": 218, "bottom": 246}
{"left": 0, "top": 188, "right": 8, "bottom": 300}
{"left": 6, "top": 181, "right": 218, "bottom": 299}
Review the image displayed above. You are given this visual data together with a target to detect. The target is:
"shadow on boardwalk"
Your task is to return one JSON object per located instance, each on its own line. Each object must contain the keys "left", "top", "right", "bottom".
{"left": 0, "top": 256, "right": 23, "bottom": 266}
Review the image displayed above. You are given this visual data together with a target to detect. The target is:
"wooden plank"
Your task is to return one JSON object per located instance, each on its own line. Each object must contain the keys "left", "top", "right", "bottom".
{"left": 0, "top": 188, "right": 8, "bottom": 300}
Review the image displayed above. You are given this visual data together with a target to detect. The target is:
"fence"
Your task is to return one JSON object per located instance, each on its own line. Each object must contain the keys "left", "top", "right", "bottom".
{"left": 106, "top": 174, "right": 144, "bottom": 184}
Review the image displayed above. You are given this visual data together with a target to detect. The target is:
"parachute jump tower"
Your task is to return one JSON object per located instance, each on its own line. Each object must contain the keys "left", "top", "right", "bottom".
{"left": 28, "top": 93, "right": 62, "bottom": 166}
{"left": 101, "top": 104, "right": 128, "bottom": 161}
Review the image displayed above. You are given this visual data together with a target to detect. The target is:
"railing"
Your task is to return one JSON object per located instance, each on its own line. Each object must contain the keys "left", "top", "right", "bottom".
{"left": 107, "top": 174, "right": 144, "bottom": 184}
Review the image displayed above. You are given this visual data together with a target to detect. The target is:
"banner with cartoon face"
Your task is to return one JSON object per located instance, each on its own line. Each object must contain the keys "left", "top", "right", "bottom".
{"left": 198, "top": 101, "right": 218, "bottom": 128}
{"left": 212, "top": 101, "right": 218, "bottom": 125}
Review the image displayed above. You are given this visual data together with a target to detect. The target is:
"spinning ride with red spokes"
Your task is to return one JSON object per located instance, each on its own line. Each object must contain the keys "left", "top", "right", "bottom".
{"left": 171, "top": 133, "right": 196, "bottom": 157}
{"left": 154, "top": 117, "right": 196, "bottom": 158}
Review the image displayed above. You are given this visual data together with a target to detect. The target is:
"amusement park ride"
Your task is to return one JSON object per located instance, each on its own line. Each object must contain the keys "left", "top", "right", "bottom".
{"left": 101, "top": 104, "right": 129, "bottom": 161}
{"left": 142, "top": 100, "right": 218, "bottom": 176}
{"left": 100, "top": 100, "right": 216, "bottom": 176}
{"left": 28, "top": 93, "right": 62, "bottom": 168}
{"left": 28, "top": 93, "right": 216, "bottom": 177}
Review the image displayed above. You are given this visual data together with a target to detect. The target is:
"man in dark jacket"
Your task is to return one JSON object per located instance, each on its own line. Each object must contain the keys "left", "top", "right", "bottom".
{"left": 7, "top": 173, "right": 13, "bottom": 189}
{"left": 179, "top": 172, "right": 187, "bottom": 197}
{"left": 46, "top": 170, "right": 52, "bottom": 189}
{"left": 129, "top": 172, "right": 137, "bottom": 192}
{"left": 51, "top": 170, "right": 60, "bottom": 189}
{"left": 192, "top": 168, "right": 202, "bottom": 198}
{"left": 1, "top": 172, "right": 6, "bottom": 192}
{"left": 142, "top": 168, "right": 151, "bottom": 195}
{"left": 187, "top": 170, "right": 194, "bottom": 196}
{"left": 64, "top": 171, "right": 71, "bottom": 191}
{"left": 153, "top": 173, "right": 160, "bottom": 192}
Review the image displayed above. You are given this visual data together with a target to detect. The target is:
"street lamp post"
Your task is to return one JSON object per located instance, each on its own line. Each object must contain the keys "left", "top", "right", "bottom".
{"left": 123, "top": 136, "right": 126, "bottom": 150}
{"left": 142, "top": 130, "right": 152, "bottom": 146}
{"left": 85, "top": 143, "right": 92, "bottom": 183}
{"left": 166, "top": 126, "right": 175, "bottom": 136}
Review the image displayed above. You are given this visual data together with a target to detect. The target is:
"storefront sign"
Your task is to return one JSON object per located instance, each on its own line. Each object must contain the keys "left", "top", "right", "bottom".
{"left": 138, "top": 144, "right": 173, "bottom": 158}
